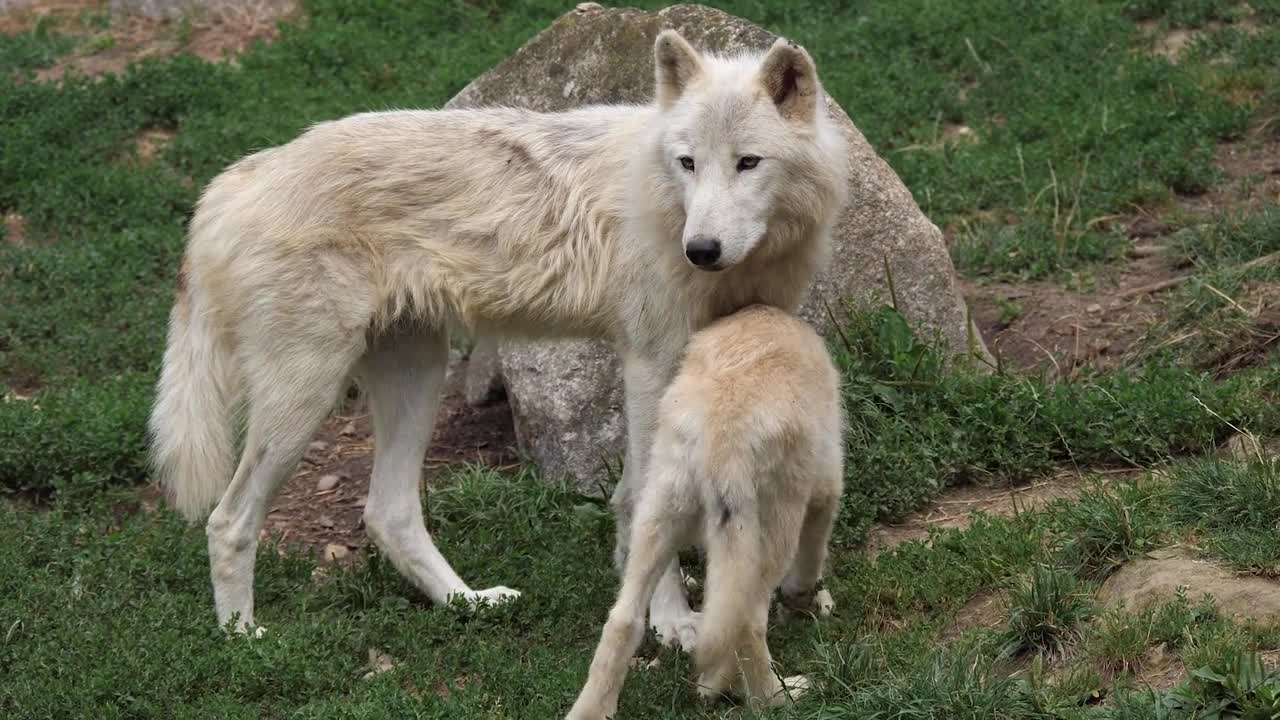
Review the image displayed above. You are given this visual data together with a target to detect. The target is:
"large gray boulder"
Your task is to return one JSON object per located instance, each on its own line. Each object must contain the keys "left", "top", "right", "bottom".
{"left": 448, "top": 2, "right": 989, "bottom": 494}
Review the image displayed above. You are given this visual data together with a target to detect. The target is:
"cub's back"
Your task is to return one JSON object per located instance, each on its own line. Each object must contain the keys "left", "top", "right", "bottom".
{"left": 660, "top": 305, "right": 841, "bottom": 471}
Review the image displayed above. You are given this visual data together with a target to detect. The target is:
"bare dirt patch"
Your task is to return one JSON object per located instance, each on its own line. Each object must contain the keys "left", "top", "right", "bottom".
{"left": 256, "top": 353, "right": 518, "bottom": 562}
{"left": 967, "top": 132, "right": 1280, "bottom": 375}
{"left": 0, "top": 0, "right": 299, "bottom": 81}
{"left": 131, "top": 126, "right": 175, "bottom": 163}
{"left": 1137, "top": 12, "right": 1263, "bottom": 63}
{"left": 864, "top": 471, "right": 1125, "bottom": 558}
{"left": 3, "top": 211, "right": 28, "bottom": 247}
{"left": 1183, "top": 134, "right": 1280, "bottom": 216}
{"left": 941, "top": 589, "right": 1009, "bottom": 641}
{"left": 1139, "top": 21, "right": 1198, "bottom": 62}
{"left": 965, "top": 249, "right": 1176, "bottom": 375}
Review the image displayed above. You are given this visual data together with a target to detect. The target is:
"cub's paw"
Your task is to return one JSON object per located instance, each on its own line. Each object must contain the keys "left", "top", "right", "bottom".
{"left": 650, "top": 609, "right": 701, "bottom": 652}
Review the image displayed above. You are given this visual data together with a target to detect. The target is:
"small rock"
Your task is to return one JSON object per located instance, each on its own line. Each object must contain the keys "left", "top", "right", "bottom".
{"left": 363, "top": 647, "right": 397, "bottom": 679}
{"left": 575, "top": 2, "right": 603, "bottom": 13}
{"left": 1086, "top": 303, "right": 1103, "bottom": 314}
{"left": 340, "top": 422, "right": 357, "bottom": 437}
{"left": 316, "top": 474, "right": 342, "bottom": 492}
{"left": 1144, "top": 641, "right": 1169, "bottom": 667}
{"left": 1222, "top": 432, "right": 1269, "bottom": 462}
{"left": 305, "top": 440, "right": 330, "bottom": 464}
{"left": 1099, "top": 547, "right": 1280, "bottom": 623}
{"left": 318, "top": 515, "right": 335, "bottom": 529}
{"left": 322, "top": 543, "right": 349, "bottom": 562}
{"left": 629, "top": 656, "right": 661, "bottom": 670}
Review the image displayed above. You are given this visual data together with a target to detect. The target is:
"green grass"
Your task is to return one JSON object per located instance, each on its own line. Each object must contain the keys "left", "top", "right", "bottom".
{"left": 1002, "top": 565, "right": 1096, "bottom": 659}
{"left": 1049, "top": 479, "right": 1169, "bottom": 580}
{"left": 1166, "top": 458, "right": 1280, "bottom": 574}
{"left": 6, "top": 461, "right": 1280, "bottom": 718}
{"left": 0, "top": 465, "right": 1020, "bottom": 719}
{"left": 0, "top": 16, "right": 75, "bottom": 73}
{"left": 1168, "top": 458, "right": 1280, "bottom": 530}
{"left": 1136, "top": 206, "right": 1280, "bottom": 371}
{"left": 1085, "top": 590, "right": 1222, "bottom": 676}
{"left": 833, "top": 303, "right": 1275, "bottom": 535}
{"left": 1162, "top": 650, "right": 1280, "bottom": 718}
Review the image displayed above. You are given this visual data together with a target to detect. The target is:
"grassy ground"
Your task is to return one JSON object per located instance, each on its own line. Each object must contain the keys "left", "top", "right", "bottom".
{"left": 2, "top": 0, "right": 1280, "bottom": 718}
{"left": 7, "top": 454, "right": 1280, "bottom": 718}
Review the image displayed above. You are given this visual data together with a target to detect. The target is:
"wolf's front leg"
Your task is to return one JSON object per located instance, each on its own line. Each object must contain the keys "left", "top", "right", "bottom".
{"left": 569, "top": 487, "right": 684, "bottom": 720}
{"left": 613, "top": 348, "right": 698, "bottom": 651}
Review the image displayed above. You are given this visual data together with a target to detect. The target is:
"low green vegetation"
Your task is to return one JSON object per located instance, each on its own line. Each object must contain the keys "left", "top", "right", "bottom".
{"left": 1136, "top": 207, "right": 1280, "bottom": 370}
{"left": 834, "top": 303, "right": 1275, "bottom": 536}
{"left": 6, "top": 458, "right": 1280, "bottom": 718}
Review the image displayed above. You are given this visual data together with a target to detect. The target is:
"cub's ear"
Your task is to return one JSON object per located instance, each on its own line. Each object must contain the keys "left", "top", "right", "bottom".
{"left": 758, "top": 37, "right": 820, "bottom": 124}
{"left": 654, "top": 29, "right": 705, "bottom": 110}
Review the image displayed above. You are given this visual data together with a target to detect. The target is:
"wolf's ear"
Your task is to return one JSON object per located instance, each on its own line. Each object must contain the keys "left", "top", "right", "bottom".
{"left": 758, "top": 37, "right": 820, "bottom": 124}
{"left": 654, "top": 30, "right": 704, "bottom": 109}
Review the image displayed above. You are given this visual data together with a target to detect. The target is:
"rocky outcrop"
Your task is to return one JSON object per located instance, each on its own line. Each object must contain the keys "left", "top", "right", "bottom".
{"left": 448, "top": 3, "right": 989, "bottom": 492}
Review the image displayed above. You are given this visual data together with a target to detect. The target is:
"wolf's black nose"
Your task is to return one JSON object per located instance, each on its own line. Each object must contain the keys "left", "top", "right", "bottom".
{"left": 685, "top": 236, "right": 722, "bottom": 268}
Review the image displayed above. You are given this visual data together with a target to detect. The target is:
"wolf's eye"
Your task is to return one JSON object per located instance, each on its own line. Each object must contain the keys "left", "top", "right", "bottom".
{"left": 737, "top": 155, "right": 761, "bottom": 171}
{"left": 679, "top": 155, "right": 695, "bottom": 172}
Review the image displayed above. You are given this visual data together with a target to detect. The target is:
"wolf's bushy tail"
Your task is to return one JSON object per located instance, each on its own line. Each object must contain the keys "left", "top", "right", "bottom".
{"left": 148, "top": 286, "right": 239, "bottom": 523}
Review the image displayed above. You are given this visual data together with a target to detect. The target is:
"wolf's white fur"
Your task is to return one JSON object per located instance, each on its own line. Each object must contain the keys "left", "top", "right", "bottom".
{"left": 566, "top": 305, "right": 845, "bottom": 719}
{"left": 148, "top": 30, "right": 848, "bottom": 637}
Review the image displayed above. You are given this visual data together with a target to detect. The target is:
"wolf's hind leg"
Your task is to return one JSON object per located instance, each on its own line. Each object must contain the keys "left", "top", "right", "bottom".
{"left": 780, "top": 491, "right": 839, "bottom": 617}
{"left": 207, "top": 336, "right": 362, "bottom": 634}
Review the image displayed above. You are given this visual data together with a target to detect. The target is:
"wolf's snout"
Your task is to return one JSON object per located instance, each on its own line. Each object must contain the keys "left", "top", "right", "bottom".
{"left": 684, "top": 236, "right": 722, "bottom": 270}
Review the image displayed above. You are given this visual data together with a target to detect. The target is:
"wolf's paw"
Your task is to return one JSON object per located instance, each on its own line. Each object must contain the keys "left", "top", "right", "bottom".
{"left": 564, "top": 686, "right": 616, "bottom": 720}
{"left": 223, "top": 621, "right": 267, "bottom": 639}
{"left": 460, "top": 585, "right": 521, "bottom": 610}
{"left": 696, "top": 680, "right": 725, "bottom": 703}
{"left": 813, "top": 588, "right": 835, "bottom": 617}
{"left": 650, "top": 608, "right": 701, "bottom": 652}
{"left": 564, "top": 704, "right": 609, "bottom": 720}
{"left": 779, "top": 585, "right": 834, "bottom": 619}
{"left": 776, "top": 674, "right": 811, "bottom": 704}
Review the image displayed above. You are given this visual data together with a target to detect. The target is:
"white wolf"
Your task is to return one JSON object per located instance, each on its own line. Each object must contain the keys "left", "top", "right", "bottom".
{"left": 567, "top": 304, "right": 844, "bottom": 719}
{"left": 148, "top": 29, "right": 848, "bottom": 641}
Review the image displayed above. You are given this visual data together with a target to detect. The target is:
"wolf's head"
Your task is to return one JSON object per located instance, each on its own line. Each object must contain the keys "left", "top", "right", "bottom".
{"left": 649, "top": 29, "right": 845, "bottom": 273}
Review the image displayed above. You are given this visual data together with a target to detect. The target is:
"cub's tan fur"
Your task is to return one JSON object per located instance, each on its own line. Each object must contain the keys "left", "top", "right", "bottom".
{"left": 567, "top": 305, "right": 845, "bottom": 719}
{"left": 148, "top": 30, "right": 848, "bottom": 638}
